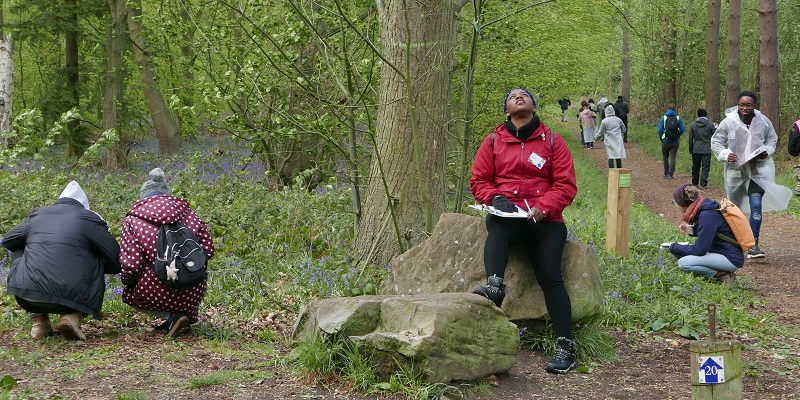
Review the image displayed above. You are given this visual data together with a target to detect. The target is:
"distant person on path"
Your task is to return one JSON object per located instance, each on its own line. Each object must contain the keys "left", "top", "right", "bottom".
{"left": 470, "top": 88, "right": 578, "bottom": 374}
{"left": 578, "top": 100, "right": 595, "bottom": 150}
{"left": 594, "top": 104, "right": 626, "bottom": 168}
{"left": 711, "top": 91, "right": 792, "bottom": 259}
{"left": 688, "top": 108, "right": 715, "bottom": 188}
{"left": 613, "top": 95, "right": 630, "bottom": 141}
{"left": 596, "top": 94, "right": 610, "bottom": 121}
{"left": 658, "top": 104, "right": 685, "bottom": 179}
{"left": 788, "top": 118, "right": 800, "bottom": 157}
{"left": 668, "top": 184, "right": 743, "bottom": 285}
{"left": 120, "top": 168, "right": 215, "bottom": 338}
{"left": 1, "top": 181, "right": 121, "bottom": 340}
{"left": 786, "top": 117, "right": 800, "bottom": 195}
{"left": 558, "top": 97, "right": 571, "bottom": 122}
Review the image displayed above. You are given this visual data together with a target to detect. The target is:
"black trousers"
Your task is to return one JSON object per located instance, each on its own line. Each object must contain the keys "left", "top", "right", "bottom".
{"left": 16, "top": 296, "right": 76, "bottom": 315}
{"left": 691, "top": 153, "right": 711, "bottom": 186}
{"left": 608, "top": 159, "right": 622, "bottom": 168}
{"left": 483, "top": 215, "right": 572, "bottom": 339}
{"left": 661, "top": 141, "right": 679, "bottom": 176}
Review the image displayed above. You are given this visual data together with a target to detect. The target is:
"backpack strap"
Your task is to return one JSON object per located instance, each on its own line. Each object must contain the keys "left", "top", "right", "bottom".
{"left": 715, "top": 232, "right": 740, "bottom": 246}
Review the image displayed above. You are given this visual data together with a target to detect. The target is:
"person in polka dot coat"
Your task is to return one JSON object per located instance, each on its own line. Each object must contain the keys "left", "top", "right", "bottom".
{"left": 120, "top": 168, "right": 214, "bottom": 332}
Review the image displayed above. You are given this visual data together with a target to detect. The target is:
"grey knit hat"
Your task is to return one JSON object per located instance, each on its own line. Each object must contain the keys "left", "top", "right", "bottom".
{"left": 139, "top": 168, "right": 172, "bottom": 198}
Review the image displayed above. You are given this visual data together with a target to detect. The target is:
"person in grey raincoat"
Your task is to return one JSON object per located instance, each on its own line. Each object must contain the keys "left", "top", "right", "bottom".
{"left": 595, "top": 104, "right": 627, "bottom": 168}
{"left": 1, "top": 181, "right": 121, "bottom": 340}
{"left": 711, "top": 90, "right": 792, "bottom": 259}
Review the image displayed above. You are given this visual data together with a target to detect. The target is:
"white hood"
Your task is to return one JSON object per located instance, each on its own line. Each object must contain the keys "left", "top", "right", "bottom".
{"left": 59, "top": 180, "right": 90, "bottom": 210}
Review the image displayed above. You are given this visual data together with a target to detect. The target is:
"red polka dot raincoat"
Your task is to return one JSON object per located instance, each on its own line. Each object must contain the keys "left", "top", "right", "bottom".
{"left": 120, "top": 195, "right": 215, "bottom": 323}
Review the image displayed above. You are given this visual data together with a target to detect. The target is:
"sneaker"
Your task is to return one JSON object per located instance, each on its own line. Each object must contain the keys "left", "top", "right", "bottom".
{"left": 713, "top": 271, "right": 737, "bottom": 286}
{"left": 165, "top": 313, "right": 190, "bottom": 338}
{"left": 545, "top": 337, "right": 577, "bottom": 374}
{"left": 668, "top": 175, "right": 675, "bottom": 180}
{"left": 747, "top": 245, "right": 765, "bottom": 259}
{"left": 663, "top": 175, "right": 670, "bottom": 179}
{"left": 472, "top": 275, "right": 506, "bottom": 308}
{"left": 30, "top": 313, "right": 53, "bottom": 339}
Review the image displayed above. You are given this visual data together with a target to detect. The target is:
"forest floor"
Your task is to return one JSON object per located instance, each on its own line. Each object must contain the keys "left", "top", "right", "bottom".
{"left": 2, "top": 121, "right": 800, "bottom": 399}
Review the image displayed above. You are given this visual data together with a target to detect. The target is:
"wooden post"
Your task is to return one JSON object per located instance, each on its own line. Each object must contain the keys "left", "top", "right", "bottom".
{"left": 690, "top": 340, "right": 743, "bottom": 399}
{"left": 605, "top": 168, "right": 631, "bottom": 258}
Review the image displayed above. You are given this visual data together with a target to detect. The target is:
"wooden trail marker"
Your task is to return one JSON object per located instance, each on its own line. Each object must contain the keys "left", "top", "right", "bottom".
{"left": 690, "top": 304, "right": 742, "bottom": 399}
{"left": 605, "top": 168, "right": 631, "bottom": 258}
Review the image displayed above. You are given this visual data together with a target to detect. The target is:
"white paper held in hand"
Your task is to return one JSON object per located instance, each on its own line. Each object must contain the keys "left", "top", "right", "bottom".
{"left": 468, "top": 204, "right": 528, "bottom": 218}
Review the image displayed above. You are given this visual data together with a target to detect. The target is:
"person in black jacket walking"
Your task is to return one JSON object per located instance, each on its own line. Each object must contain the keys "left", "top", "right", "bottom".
{"left": 1, "top": 181, "right": 121, "bottom": 340}
{"left": 613, "top": 96, "right": 630, "bottom": 141}
{"left": 689, "top": 108, "right": 716, "bottom": 188}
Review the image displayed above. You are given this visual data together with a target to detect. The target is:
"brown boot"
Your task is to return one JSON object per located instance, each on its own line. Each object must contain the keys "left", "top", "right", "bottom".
{"left": 56, "top": 312, "right": 87, "bottom": 341}
{"left": 30, "top": 313, "right": 53, "bottom": 339}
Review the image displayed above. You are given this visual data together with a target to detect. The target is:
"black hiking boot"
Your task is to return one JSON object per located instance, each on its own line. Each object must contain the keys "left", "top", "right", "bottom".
{"left": 472, "top": 275, "right": 506, "bottom": 308}
{"left": 545, "top": 337, "right": 577, "bottom": 374}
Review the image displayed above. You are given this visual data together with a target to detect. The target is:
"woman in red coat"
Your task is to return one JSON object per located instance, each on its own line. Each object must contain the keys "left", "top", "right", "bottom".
{"left": 470, "top": 88, "right": 578, "bottom": 374}
{"left": 120, "top": 168, "right": 215, "bottom": 337}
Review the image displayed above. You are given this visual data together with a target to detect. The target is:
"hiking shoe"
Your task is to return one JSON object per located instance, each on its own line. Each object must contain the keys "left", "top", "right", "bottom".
{"left": 56, "top": 312, "right": 87, "bottom": 341}
{"left": 747, "top": 245, "right": 765, "bottom": 259}
{"left": 713, "top": 271, "right": 737, "bottom": 286}
{"left": 30, "top": 313, "right": 53, "bottom": 339}
{"left": 153, "top": 319, "right": 171, "bottom": 332}
{"left": 545, "top": 337, "right": 577, "bottom": 374}
{"left": 472, "top": 275, "right": 506, "bottom": 308}
{"left": 166, "top": 313, "right": 190, "bottom": 338}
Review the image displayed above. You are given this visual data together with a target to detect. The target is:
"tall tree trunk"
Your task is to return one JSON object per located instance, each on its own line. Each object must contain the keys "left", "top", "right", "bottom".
{"left": 725, "top": 0, "right": 742, "bottom": 109}
{"left": 65, "top": 0, "right": 82, "bottom": 157}
{"left": 621, "top": 0, "right": 631, "bottom": 102}
{"left": 659, "top": 14, "right": 677, "bottom": 108}
{"left": 354, "top": 0, "right": 455, "bottom": 265}
{"left": 0, "top": 0, "right": 10, "bottom": 145}
{"left": 104, "top": 0, "right": 128, "bottom": 168}
{"left": 704, "top": 0, "right": 722, "bottom": 121}
{"left": 758, "top": 0, "right": 779, "bottom": 131}
{"left": 127, "top": 0, "right": 183, "bottom": 153}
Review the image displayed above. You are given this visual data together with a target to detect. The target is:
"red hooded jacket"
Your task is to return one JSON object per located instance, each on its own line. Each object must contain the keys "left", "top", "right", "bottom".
{"left": 120, "top": 194, "right": 215, "bottom": 323}
{"left": 470, "top": 122, "right": 577, "bottom": 223}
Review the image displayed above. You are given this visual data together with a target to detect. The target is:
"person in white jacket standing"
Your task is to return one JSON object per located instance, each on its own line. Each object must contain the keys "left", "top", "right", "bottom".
{"left": 595, "top": 104, "right": 627, "bottom": 168}
{"left": 710, "top": 90, "right": 792, "bottom": 258}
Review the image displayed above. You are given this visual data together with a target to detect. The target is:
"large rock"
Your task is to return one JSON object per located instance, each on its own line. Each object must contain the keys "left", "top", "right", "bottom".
{"left": 293, "top": 293, "right": 519, "bottom": 383}
{"left": 380, "top": 213, "right": 604, "bottom": 327}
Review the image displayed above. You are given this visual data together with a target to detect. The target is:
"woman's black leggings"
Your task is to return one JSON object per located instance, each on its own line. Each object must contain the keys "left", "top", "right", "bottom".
{"left": 483, "top": 215, "right": 572, "bottom": 339}
{"left": 608, "top": 158, "right": 622, "bottom": 168}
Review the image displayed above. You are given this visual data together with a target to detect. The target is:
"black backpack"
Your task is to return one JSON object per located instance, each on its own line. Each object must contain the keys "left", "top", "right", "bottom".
{"left": 152, "top": 221, "right": 208, "bottom": 288}
{"left": 663, "top": 115, "right": 681, "bottom": 140}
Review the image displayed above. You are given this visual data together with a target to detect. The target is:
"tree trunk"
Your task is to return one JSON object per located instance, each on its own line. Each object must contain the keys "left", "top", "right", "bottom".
{"left": 621, "top": 0, "right": 631, "bottom": 103}
{"left": 758, "top": 0, "right": 779, "bottom": 132}
{"left": 104, "top": 0, "right": 128, "bottom": 168}
{"left": 725, "top": 0, "right": 742, "bottom": 109}
{"left": 65, "top": 0, "right": 82, "bottom": 157}
{"left": 0, "top": 34, "right": 12, "bottom": 145}
{"left": 704, "top": 0, "right": 721, "bottom": 121}
{"left": 659, "top": 14, "right": 677, "bottom": 108}
{"left": 127, "top": 0, "right": 183, "bottom": 154}
{"left": 354, "top": 0, "right": 455, "bottom": 265}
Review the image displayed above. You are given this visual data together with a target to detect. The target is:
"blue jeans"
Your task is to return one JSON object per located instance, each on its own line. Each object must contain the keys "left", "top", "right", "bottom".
{"left": 677, "top": 253, "right": 738, "bottom": 279}
{"left": 749, "top": 192, "right": 762, "bottom": 239}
